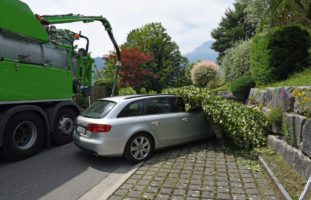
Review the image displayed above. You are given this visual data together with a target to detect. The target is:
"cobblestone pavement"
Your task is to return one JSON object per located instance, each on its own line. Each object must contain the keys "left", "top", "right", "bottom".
{"left": 108, "top": 140, "right": 280, "bottom": 200}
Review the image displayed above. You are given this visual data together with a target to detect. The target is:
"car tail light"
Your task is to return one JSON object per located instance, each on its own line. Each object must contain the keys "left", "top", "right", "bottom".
{"left": 86, "top": 124, "right": 111, "bottom": 133}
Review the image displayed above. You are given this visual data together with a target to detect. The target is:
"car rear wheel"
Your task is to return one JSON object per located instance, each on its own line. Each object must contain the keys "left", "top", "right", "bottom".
{"left": 124, "top": 133, "right": 154, "bottom": 163}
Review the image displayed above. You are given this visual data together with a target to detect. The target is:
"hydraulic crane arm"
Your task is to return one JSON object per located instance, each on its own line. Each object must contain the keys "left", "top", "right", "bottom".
{"left": 37, "top": 14, "right": 121, "bottom": 96}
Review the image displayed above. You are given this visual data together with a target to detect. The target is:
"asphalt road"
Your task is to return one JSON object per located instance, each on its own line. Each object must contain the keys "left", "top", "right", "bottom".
{"left": 0, "top": 142, "right": 127, "bottom": 200}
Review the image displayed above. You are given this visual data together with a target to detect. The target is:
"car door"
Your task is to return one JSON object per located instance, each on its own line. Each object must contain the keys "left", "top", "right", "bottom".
{"left": 143, "top": 97, "right": 183, "bottom": 146}
{"left": 170, "top": 97, "right": 210, "bottom": 139}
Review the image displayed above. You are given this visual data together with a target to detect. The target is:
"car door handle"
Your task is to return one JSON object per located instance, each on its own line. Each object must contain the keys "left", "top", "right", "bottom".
{"left": 181, "top": 117, "right": 188, "bottom": 122}
{"left": 151, "top": 121, "right": 160, "bottom": 126}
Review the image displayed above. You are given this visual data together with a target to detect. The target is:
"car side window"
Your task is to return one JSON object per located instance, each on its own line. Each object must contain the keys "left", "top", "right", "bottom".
{"left": 170, "top": 97, "right": 185, "bottom": 113}
{"left": 118, "top": 101, "right": 143, "bottom": 118}
{"left": 144, "top": 98, "right": 171, "bottom": 115}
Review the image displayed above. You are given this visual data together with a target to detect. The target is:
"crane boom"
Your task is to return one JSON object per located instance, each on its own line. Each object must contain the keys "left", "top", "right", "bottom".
{"left": 38, "top": 14, "right": 121, "bottom": 96}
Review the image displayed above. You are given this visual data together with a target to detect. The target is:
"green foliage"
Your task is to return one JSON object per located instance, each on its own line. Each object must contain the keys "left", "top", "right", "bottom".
{"left": 211, "top": 1, "right": 256, "bottom": 62}
{"left": 119, "top": 87, "right": 137, "bottom": 95}
{"left": 123, "top": 22, "right": 189, "bottom": 91}
{"left": 269, "top": 0, "right": 311, "bottom": 26}
{"left": 163, "top": 86, "right": 268, "bottom": 149}
{"left": 230, "top": 76, "right": 256, "bottom": 100}
{"left": 250, "top": 25, "right": 311, "bottom": 85}
{"left": 190, "top": 61, "right": 217, "bottom": 87}
{"left": 267, "top": 108, "right": 283, "bottom": 129}
{"left": 259, "top": 67, "right": 311, "bottom": 88}
{"left": 221, "top": 39, "right": 253, "bottom": 82}
{"left": 138, "top": 87, "right": 157, "bottom": 95}
{"left": 94, "top": 79, "right": 113, "bottom": 96}
{"left": 211, "top": 84, "right": 229, "bottom": 92}
{"left": 74, "top": 93, "right": 89, "bottom": 109}
{"left": 282, "top": 120, "right": 297, "bottom": 147}
{"left": 250, "top": 32, "right": 273, "bottom": 85}
{"left": 244, "top": 0, "right": 311, "bottom": 30}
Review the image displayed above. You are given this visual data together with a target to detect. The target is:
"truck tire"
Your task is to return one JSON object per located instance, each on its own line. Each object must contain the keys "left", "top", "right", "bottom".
{"left": 51, "top": 108, "right": 77, "bottom": 146}
{"left": 1, "top": 112, "right": 45, "bottom": 160}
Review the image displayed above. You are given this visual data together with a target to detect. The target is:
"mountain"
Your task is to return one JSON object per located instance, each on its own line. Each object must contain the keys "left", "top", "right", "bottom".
{"left": 186, "top": 41, "right": 218, "bottom": 63}
{"left": 94, "top": 57, "right": 105, "bottom": 70}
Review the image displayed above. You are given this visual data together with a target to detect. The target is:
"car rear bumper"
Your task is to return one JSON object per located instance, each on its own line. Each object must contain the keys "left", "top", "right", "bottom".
{"left": 73, "top": 131, "right": 124, "bottom": 156}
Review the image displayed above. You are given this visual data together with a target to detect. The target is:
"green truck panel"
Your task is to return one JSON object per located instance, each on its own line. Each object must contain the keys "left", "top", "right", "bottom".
{"left": 0, "top": 0, "right": 48, "bottom": 41}
{"left": 0, "top": 60, "right": 72, "bottom": 102}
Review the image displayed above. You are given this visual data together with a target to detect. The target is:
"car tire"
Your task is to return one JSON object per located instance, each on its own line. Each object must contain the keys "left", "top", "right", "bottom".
{"left": 51, "top": 108, "right": 77, "bottom": 146}
{"left": 124, "top": 133, "right": 154, "bottom": 164}
{"left": 1, "top": 112, "right": 45, "bottom": 160}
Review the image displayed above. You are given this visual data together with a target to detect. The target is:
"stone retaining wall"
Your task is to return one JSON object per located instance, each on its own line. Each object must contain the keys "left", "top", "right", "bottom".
{"left": 248, "top": 86, "right": 311, "bottom": 179}
{"left": 268, "top": 135, "right": 311, "bottom": 180}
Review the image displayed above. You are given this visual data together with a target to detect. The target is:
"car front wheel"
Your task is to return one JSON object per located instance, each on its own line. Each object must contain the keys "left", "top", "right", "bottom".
{"left": 124, "top": 133, "right": 153, "bottom": 163}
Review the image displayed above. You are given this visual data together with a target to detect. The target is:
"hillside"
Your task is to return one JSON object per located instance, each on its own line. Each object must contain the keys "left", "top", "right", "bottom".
{"left": 186, "top": 41, "right": 218, "bottom": 63}
{"left": 94, "top": 57, "right": 105, "bottom": 70}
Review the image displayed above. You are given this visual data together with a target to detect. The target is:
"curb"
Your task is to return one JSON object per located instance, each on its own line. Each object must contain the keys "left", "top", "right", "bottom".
{"left": 258, "top": 156, "right": 292, "bottom": 200}
{"left": 79, "top": 162, "right": 143, "bottom": 200}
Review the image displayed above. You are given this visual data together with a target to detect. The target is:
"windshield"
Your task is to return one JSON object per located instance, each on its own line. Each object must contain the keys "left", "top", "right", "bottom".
{"left": 81, "top": 100, "right": 116, "bottom": 119}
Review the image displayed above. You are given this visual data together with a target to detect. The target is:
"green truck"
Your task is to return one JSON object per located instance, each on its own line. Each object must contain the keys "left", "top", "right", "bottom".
{"left": 0, "top": 0, "right": 121, "bottom": 160}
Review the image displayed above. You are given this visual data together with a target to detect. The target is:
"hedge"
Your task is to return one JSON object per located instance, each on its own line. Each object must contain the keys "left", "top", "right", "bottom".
{"left": 250, "top": 25, "right": 311, "bottom": 85}
{"left": 163, "top": 86, "right": 268, "bottom": 149}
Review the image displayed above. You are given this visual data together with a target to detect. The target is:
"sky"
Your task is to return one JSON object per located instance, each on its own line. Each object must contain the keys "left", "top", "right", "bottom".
{"left": 22, "top": 0, "right": 234, "bottom": 57}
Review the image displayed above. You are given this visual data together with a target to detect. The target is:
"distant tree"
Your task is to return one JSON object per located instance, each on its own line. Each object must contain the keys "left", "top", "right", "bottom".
{"left": 211, "top": 1, "right": 256, "bottom": 63}
{"left": 244, "top": 0, "right": 311, "bottom": 29}
{"left": 104, "top": 47, "right": 158, "bottom": 91}
{"left": 123, "top": 22, "right": 189, "bottom": 91}
{"left": 269, "top": 0, "right": 311, "bottom": 26}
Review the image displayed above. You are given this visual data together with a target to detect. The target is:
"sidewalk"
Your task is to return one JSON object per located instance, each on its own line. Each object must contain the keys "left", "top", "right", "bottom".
{"left": 108, "top": 140, "right": 280, "bottom": 200}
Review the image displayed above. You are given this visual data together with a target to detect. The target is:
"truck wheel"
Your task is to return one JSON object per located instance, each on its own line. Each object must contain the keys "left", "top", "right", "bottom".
{"left": 1, "top": 112, "right": 45, "bottom": 160}
{"left": 51, "top": 108, "right": 77, "bottom": 146}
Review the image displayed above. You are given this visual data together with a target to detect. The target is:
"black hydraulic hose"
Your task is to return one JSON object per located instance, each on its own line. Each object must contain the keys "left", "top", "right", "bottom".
{"left": 107, "top": 30, "right": 121, "bottom": 96}
{"left": 78, "top": 35, "right": 89, "bottom": 53}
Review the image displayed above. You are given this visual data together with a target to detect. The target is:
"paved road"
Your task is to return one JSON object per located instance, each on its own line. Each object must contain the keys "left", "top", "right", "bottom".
{"left": 0, "top": 142, "right": 127, "bottom": 200}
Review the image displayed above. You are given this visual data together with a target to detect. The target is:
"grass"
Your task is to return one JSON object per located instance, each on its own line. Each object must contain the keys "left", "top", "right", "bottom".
{"left": 260, "top": 148, "right": 311, "bottom": 200}
{"left": 259, "top": 67, "right": 311, "bottom": 89}
{"left": 211, "top": 84, "right": 229, "bottom": 92}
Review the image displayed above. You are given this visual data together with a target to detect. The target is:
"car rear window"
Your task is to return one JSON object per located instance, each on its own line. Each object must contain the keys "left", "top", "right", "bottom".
{"left": 81, "top": 100, "right": 116, "bottom": 119}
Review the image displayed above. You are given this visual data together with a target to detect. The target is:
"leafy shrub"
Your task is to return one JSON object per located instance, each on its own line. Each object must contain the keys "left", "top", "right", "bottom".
{"left": 267, "top": 108, "right": 283, "bottom": 130}
{"left": 119, "top": 87, "right": 137, "bottom": 95}
{"left": 221, "top": 39, "right": 252, "bottom": 82}
{"left": 250, "top": 25, "right": 311, "bottom": 85}
{"left": 94, "top": 79, "right": 113, "bottom": 96}
{"left": 230, "top": 76, "right": 255, "bottom": 100}
{"left": 163, "top": 86, "right": 268, "bottom": 149}
{"left": 190, "top": 61, "right": 217, "bottom": 87}
{"left": 138, "top": 87, "right": 157, "bottom": 94}
{"left": 282, "top": 120, "right": 297, "bottom": 148}
{"left": 74, "top": 94, "right": 89, "bottom": 109}
{"left": 147, "top": 90, "right": 157, "bottom": 95}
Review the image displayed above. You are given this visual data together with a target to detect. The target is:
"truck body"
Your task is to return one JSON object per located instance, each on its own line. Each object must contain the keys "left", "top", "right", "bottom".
{"left": 0, "top": 0, "right": 120, "bottom": 160}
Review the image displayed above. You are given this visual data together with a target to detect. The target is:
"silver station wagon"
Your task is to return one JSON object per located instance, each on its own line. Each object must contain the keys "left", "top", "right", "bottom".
{"left": 74, "top": 94, "right": 213, "bottom": 163}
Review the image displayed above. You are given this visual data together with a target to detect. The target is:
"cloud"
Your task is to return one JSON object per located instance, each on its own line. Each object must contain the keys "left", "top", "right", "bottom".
{"left": 22, "top": 0, "right": 233, "bottom": 57}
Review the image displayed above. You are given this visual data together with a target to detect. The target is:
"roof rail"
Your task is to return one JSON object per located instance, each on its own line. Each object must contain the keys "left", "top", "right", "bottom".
{"left": 124, "top": 94, "right": 175, "bottom": 100}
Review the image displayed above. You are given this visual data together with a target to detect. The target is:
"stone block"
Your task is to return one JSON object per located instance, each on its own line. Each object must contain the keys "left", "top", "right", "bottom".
{"left": 247, "top": 88, "right": 260, "bottom": 105}
{"left": 294, "top": 114, "right": 306, "bottom": 148}
{"left": 294, "top": 151, "right": 311, "bottom": 180}
{"left": 275, "top": 139, "right": 286, "bottom": 155}
{"left": 302, "top": 119, "right": 311, "bottom": 158}
{"left": 267, "top": 135, "right": 279, "bottom": 149}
